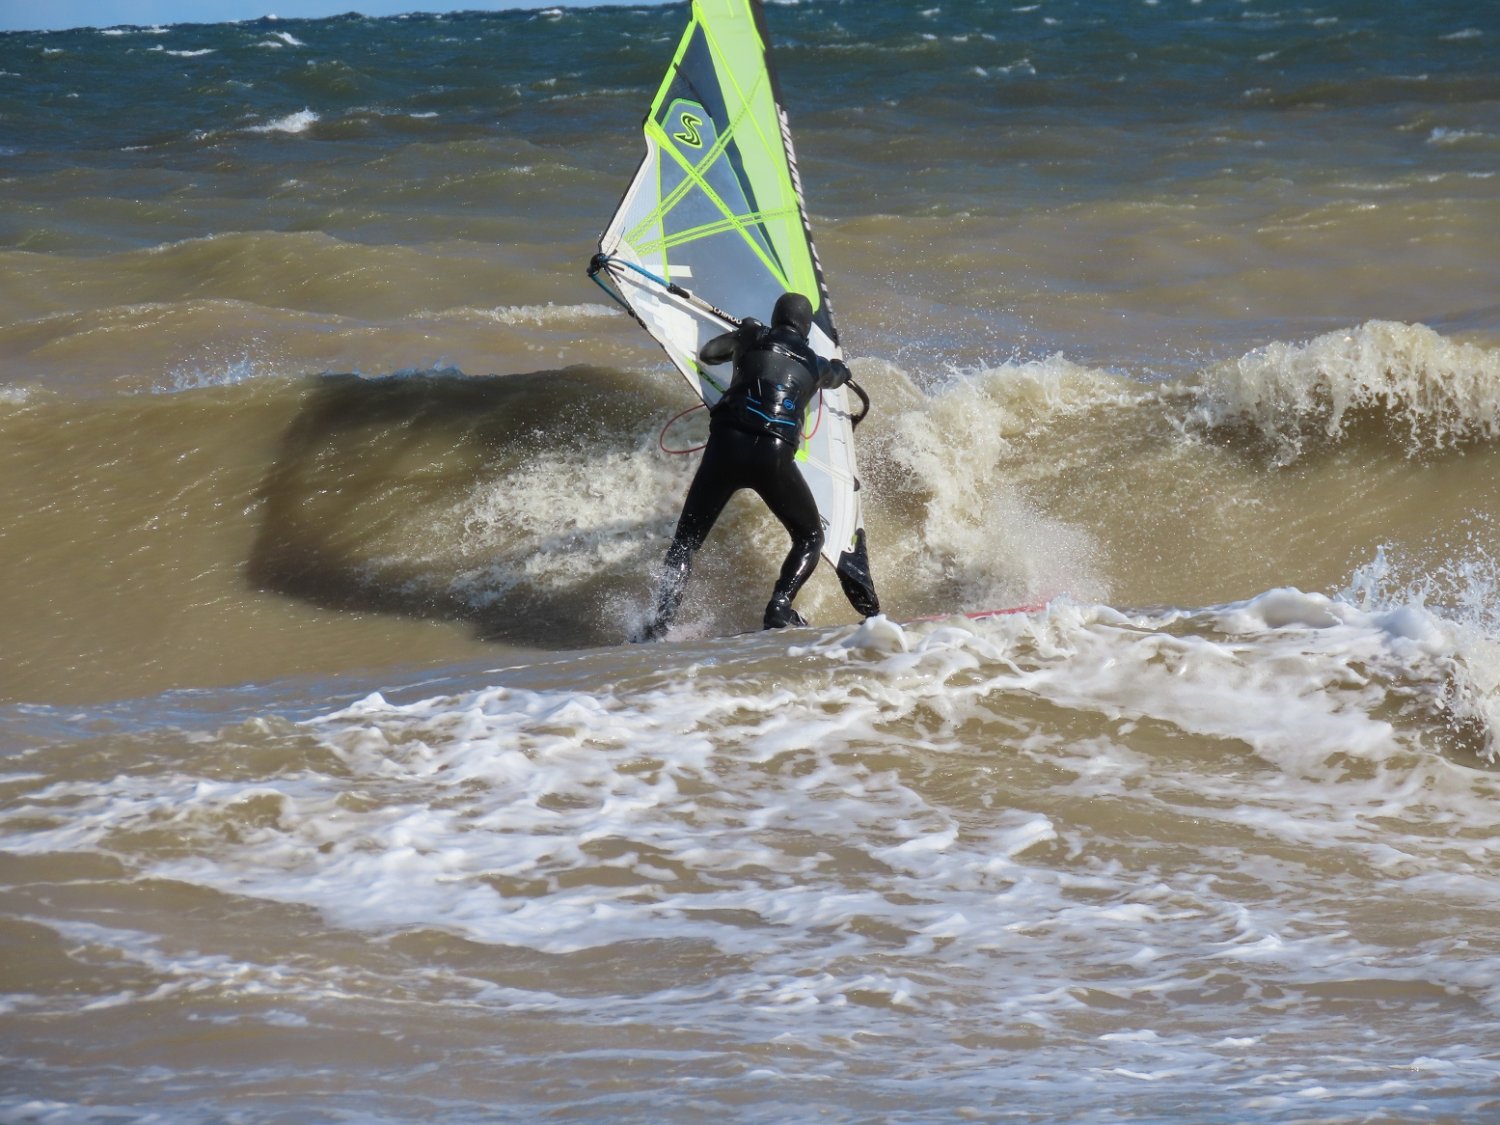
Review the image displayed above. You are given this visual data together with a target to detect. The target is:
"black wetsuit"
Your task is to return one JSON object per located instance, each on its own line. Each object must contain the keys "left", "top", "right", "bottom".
{"left": 642, "top": 317, "right": 851, "bottom": 637}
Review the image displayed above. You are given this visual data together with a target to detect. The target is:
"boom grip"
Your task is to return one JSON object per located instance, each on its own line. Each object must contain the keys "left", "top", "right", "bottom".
{"left": 846, "top": 379, "right": 871, "bottom": 428}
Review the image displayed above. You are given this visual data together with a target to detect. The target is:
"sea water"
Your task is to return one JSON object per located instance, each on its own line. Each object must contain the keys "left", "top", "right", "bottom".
{"left": 2, "top": 2, "right": 1499, "bottom": 1120}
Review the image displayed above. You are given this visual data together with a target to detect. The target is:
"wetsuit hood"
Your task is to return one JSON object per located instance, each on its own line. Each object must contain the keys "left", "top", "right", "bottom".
{"left": 771, "top": 292, "right": 814, "bottom": 338}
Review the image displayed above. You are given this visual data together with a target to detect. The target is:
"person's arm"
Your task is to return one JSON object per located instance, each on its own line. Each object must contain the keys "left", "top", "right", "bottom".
{"left": 698, "top": 331, "right": 737, "bottom": 366}
{"left": 817, "top": 356, "right": 852, "bottom": 389}
{"left": 698, "top": 318, "right": 762, "bottom": 366}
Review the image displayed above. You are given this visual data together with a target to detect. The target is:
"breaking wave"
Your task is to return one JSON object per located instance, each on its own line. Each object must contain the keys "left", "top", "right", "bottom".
{"left": 1180, "top": 321, "right": 1500, "bottom": 464}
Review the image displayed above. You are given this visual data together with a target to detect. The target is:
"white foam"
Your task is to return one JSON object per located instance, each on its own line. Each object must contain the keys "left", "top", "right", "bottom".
{"left": 13, "top": 588, "right": 1494, "bottom": 947}
{"left": 448, "top": 302, "right": 621, "bottom": 326}
{"left": 1343, "top": 544, "right": 1500, "bottom": 756}
{"left": 864, "top": 354, "right": 1126, "bottom": 608}
{"left": 1427, "top": 127, "right": 1495, "bottom": 146}
{"left": 245, "top": 108, "right": 319, "bottom": 135}
{"left": 6, "top": 576, "right": 1500, "bottom": 1121}
{"left": 154, "top": 353, "right": 267, "bottom": 393}
{"left": 1185, "top": 321, "right": 1500, "bottom": 463}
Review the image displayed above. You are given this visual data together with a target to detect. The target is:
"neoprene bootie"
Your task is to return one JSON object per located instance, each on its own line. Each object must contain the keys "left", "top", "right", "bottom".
{"left": 762, "top": 595, "right": 808, "bottom": 630}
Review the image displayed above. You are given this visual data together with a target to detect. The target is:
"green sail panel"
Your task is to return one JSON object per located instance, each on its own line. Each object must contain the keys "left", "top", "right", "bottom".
{"left": 592, "top": 0, "right": 872, "bottom": 603}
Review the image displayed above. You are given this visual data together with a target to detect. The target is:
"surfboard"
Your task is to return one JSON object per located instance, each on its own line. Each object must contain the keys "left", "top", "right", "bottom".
{"left": 588, "top": 0, "right": 877, "bottom": 615}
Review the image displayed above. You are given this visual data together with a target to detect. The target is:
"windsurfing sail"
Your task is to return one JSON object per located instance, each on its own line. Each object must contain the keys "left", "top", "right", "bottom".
{"left": 588, "top": 0, "right": 877, "bottom": 615}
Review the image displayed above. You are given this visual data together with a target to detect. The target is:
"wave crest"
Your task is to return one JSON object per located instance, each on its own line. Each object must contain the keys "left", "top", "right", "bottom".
{"left": 1184, "top": 321, "right": 1500, "bottom": 464}
{"left": 861, "top": 355, "right": 1125, "bottom": 611}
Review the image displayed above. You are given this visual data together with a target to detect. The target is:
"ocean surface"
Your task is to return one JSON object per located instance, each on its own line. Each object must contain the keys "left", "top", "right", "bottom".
{"left": 3, "top": 1, "right": 1500, "bottom": 1120}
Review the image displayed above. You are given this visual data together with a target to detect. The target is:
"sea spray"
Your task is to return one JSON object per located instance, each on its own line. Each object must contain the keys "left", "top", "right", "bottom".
{"left": 1343, "top": 541, "right": 1500, "bottom": 760}
{"left": 861, "top": 354, "right": 1129, "bottom": 610}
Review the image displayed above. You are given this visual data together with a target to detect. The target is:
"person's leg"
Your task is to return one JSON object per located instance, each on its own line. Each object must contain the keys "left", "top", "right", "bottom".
{"left": 637, "top": 435, "right": 740, "bottom": 640}
{"left": 753, "top": 439, "right": 824, "bottom": 629}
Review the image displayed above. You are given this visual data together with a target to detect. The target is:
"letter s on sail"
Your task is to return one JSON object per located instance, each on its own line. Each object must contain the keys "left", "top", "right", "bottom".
{"left": 674, "top": 111, "right": 704, "bottom": 148}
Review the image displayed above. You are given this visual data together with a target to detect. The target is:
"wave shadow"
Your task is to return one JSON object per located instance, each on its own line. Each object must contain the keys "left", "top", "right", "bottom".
{"left": 247, "top": 366, "right": 672, "bottom": 648}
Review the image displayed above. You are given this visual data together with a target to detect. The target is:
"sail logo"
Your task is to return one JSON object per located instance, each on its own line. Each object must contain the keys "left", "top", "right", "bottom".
{"left": 674, "top": 111, "right": 705, "bottom": 148}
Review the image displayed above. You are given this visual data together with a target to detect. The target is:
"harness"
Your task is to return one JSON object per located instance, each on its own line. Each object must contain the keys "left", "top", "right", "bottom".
{"left": 720, "top": 332, "right": 822, "bottom": 440}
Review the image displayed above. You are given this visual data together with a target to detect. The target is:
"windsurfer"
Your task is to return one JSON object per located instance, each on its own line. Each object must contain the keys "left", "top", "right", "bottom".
{"left": 637, "top": 292, "right": 875, "bottom": 640}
